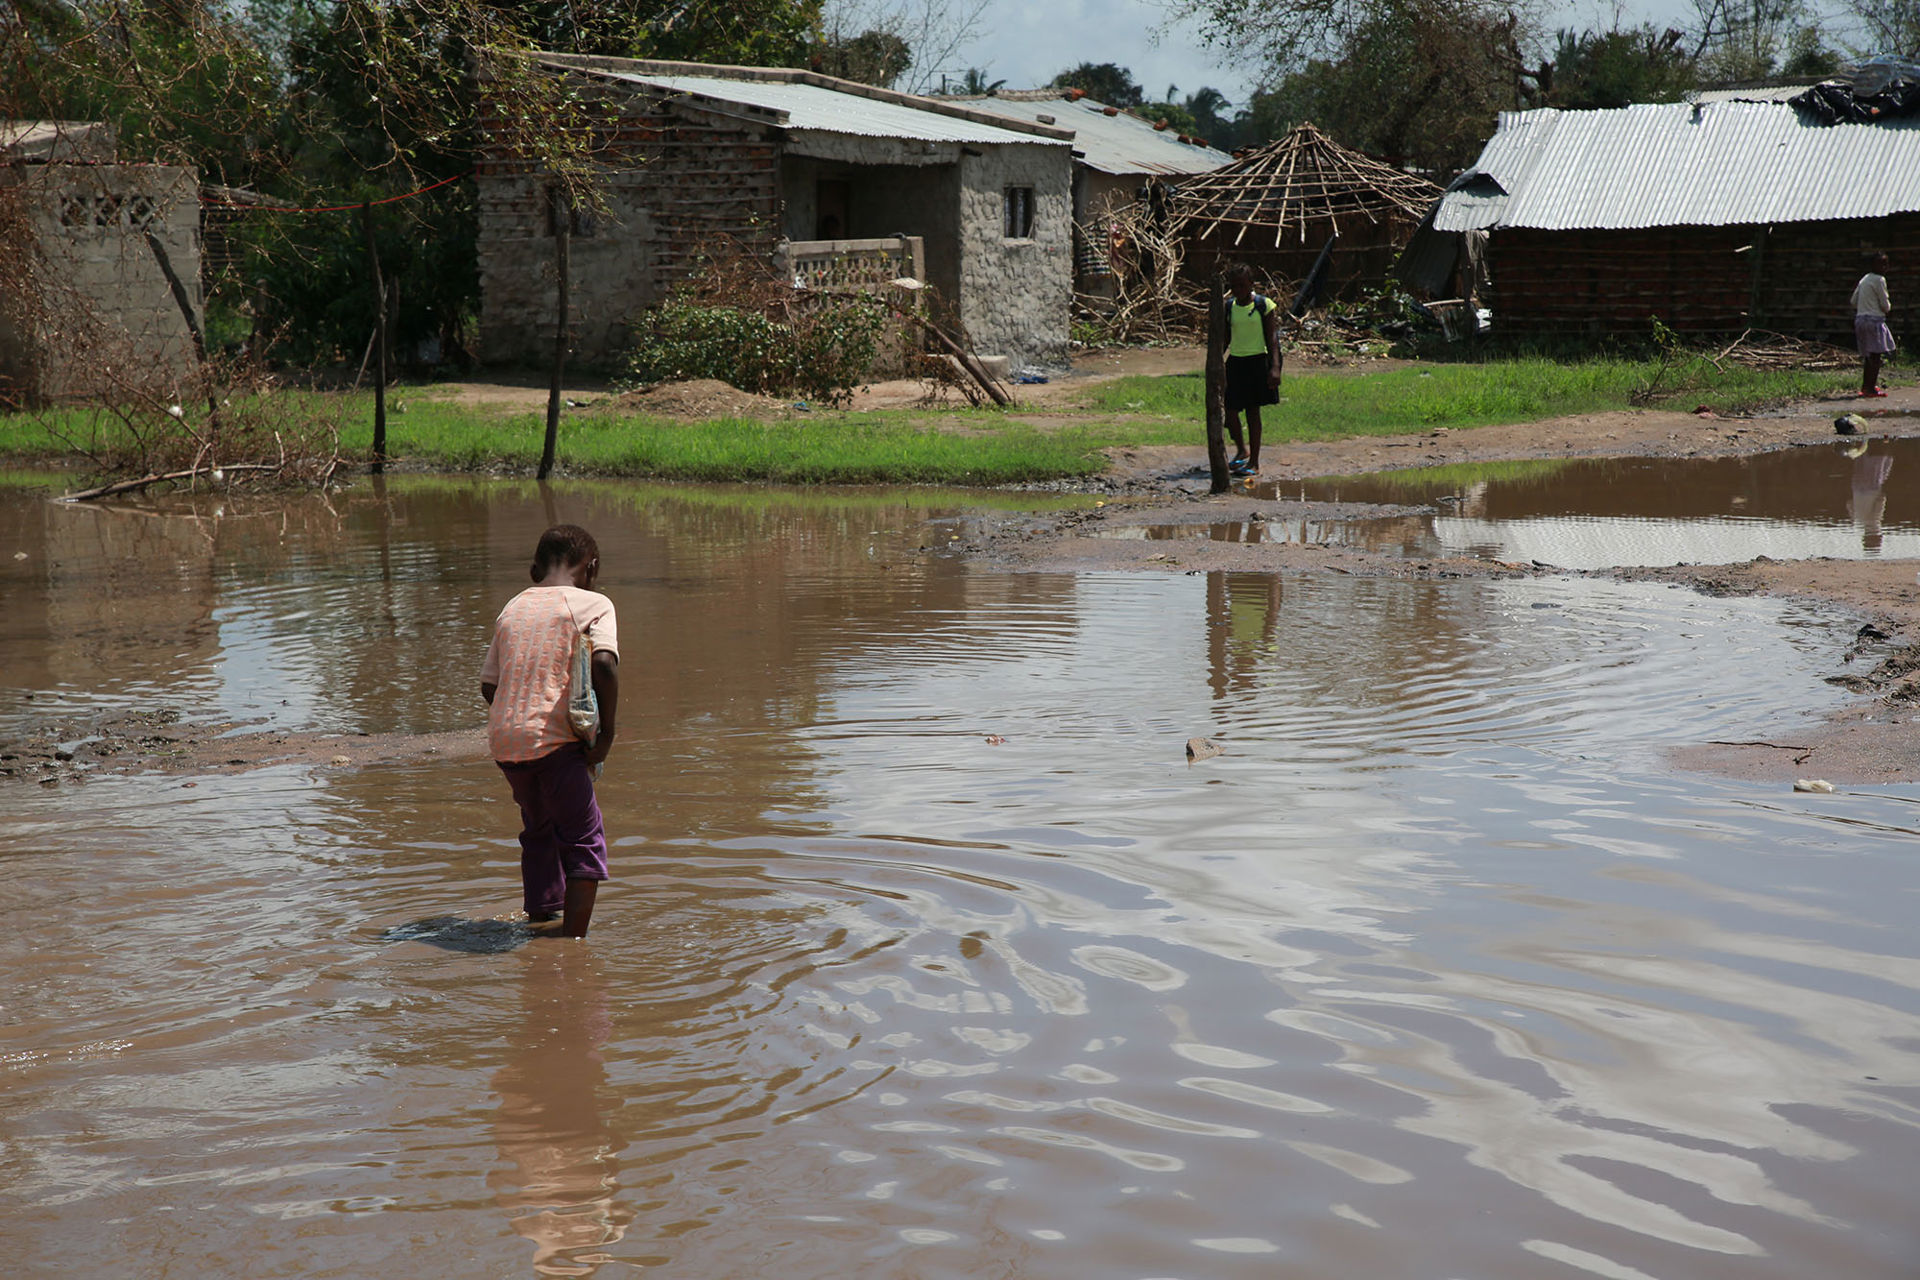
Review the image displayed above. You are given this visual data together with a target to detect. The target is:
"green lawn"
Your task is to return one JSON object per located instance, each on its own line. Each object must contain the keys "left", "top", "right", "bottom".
{"left": 0, "top": 352, "right": 1878, "bottom": 487}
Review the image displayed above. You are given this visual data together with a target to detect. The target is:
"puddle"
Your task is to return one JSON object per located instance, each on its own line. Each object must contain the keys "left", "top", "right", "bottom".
{"left": 1234, "top": 437, "right": 1920, "bottom": 567}
{"left": 3, "top": 475, "right": 1918, "bottom": 1280}
{"left": 1094, "top": 516, "right": 1351, "bottom": 546}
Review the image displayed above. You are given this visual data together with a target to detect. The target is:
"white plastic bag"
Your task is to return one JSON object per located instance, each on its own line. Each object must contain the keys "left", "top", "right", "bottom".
{"left": 567, "top": 627, "right": 599, "bottom": 742}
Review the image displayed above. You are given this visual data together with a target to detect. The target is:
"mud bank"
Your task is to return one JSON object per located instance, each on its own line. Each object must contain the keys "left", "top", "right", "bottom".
{"left": 0, "top": 706, "right": 485, "bottom": 786}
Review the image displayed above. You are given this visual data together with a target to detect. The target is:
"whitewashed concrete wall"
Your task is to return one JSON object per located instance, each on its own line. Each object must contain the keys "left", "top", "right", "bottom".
{"left": 0, "top": 164, "right": 200, "bottom": 403}
{"left": 957, "top": 142, "right": 1071, "bottom": 370}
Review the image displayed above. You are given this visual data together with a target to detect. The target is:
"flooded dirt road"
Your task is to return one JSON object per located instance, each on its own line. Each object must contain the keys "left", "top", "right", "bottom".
{"left": 2, "top": 475, "right": 1917, "bottom": 1278}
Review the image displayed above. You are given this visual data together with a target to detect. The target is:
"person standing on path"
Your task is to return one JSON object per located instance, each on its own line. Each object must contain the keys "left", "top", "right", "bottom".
{"left": 1224, "top": 263, "right": 1283, "bottom": 476}
{"left": 480, "top": 524, "right": 620, "bottom": 938}
{"left": 1853, "top": 251, "right": 1894, "bottom": 398}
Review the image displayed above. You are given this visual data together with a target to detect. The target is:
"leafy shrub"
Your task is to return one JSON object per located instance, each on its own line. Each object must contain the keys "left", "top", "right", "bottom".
{"left": 620, "top": 291, "right": 889, "bottom": 408}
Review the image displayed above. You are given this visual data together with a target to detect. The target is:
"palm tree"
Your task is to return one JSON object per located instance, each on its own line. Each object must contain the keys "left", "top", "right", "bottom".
{"left": 959, "top": 67, "right": 1006, "bottom": 94}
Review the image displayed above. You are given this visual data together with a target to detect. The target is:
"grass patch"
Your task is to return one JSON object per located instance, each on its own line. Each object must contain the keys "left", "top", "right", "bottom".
{"left": 343, "top": 398, "right": 1117, "bottom": 484}
{"left": 1081, "top": 357, "right": 1858, "bottom": 439}
{"left": 0, "top": 351, "right": 1882, "bottom": 487}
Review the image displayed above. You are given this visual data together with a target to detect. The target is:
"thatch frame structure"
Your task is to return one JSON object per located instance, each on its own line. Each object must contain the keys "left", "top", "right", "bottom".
{"left": 1172, "top": 122, "right": 1440, "bottom": 299}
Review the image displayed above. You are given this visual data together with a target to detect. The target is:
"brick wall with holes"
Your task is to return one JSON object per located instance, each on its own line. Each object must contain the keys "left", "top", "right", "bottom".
{"left": 475, "top": 73, "right": 782, "bottom": 368}
{"left": 0, "top": 163, "right": 200, "bottom": 404}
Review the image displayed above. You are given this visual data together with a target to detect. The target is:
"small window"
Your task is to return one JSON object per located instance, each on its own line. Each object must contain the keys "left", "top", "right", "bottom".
{"left": 1003, "top": 186, "right": 1034, "bottom": 240}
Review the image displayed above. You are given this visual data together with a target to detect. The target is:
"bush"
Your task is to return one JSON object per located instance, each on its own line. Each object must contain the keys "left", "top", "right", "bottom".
{"left": 620, "top": 292, "right": 889, "bottom": 408}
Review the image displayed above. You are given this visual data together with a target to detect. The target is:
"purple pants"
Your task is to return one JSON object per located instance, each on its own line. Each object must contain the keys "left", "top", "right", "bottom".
{"left": 497, "top": 744, "right": 608, "bottom": 916}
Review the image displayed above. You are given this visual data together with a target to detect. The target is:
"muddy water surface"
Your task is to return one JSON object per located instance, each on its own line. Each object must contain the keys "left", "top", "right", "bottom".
{"left": 1243, "top": 437, "right": 1920, "bottom": 567}
{"left": 2, "top": 476, "right": 1917, "bottom": 1279}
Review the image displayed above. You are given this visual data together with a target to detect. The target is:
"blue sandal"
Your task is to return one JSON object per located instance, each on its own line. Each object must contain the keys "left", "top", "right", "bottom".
{"left": 1228, "top": 457, "right": 1252, "bottom": 475}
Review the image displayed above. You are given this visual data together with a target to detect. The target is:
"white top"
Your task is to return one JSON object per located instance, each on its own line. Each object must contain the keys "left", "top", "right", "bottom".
{"left": 1852, "top": 272, "right": 1891, "bottom": 318}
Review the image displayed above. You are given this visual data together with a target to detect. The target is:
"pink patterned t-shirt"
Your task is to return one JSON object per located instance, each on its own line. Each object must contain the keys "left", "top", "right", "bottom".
{"left": 479, "top": 585, "right": 619, "bottom": 763}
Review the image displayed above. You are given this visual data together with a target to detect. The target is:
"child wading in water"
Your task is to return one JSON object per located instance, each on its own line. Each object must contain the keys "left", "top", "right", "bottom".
{"left": 480, "top": 525, "right": 620, "bottom": 938}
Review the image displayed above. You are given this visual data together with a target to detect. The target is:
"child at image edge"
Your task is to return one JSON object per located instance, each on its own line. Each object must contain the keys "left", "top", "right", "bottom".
{"left": 1853, "top": 251, "right": 1894, "bottom": 398}
{"left": 480, "top": 524, "right": 620, "bottom": 938}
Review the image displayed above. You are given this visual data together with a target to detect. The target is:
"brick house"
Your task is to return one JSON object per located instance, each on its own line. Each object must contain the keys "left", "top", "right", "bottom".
{"left": 477, "top": 55, "right": 1075, "bottom": 372}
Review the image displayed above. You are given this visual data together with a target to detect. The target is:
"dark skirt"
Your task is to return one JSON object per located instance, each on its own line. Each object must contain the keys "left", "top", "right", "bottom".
{"left": 1225, "top": 353, "right": 1279, "bottom": 411}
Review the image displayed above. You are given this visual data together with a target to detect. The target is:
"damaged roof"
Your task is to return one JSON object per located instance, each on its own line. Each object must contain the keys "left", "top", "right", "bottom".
{"left": 944, "top": 95, "right": 1231, "bottom": 176}
{"left": 1, "top": 120, "right": 116, "bottom": 163}
{"left": 536, "top": 56, "right": 1066, "bottom": 148}
{"left": 1435, "top": 100, "right": 1920, "bottom": 232}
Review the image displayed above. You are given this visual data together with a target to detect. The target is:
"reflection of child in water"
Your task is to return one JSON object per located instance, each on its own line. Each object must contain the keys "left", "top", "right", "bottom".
{"left": 480, "top": 525, "right": 620, "bottom": 938}
{"left": 490, "top": 947, "right": 629, "bottom": 1275}
{"left": 1848, "top": 449, "right": 1894, "bottom": 552}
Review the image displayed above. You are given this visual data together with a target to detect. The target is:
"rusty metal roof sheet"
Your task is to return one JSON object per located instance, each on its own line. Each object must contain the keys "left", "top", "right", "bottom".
{"left": 589, "top": 69, "right": 1063, "bottom": 147}
{"left": 1434, "top": 101, "right": 1920, "bottom": 232}
{"left": 946, "top": 96, "right": 1231, "bottom": 175}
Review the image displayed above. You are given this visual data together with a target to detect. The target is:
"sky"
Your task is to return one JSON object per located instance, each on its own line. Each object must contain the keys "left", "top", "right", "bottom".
{"left": 937, "top": 0, "right": 1851, "bottom": 109}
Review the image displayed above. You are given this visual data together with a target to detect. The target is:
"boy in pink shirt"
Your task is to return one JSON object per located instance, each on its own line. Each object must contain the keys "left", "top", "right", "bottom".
{"left": 480, "top": 525, "right": 620, "bottom": 938}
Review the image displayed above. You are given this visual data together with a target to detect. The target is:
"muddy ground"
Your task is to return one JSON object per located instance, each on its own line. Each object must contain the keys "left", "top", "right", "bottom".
{"left": 9, "top": 352, "right": 1920, "bottom": 787}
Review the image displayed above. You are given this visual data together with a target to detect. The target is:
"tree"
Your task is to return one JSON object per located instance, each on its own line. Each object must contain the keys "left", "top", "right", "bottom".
{"left": 1687, "top": 0, "right": 1831, "bottom": 80}
{"left": 1548, "top": 25, "right": 1697, "bottom": 108}
{"left": 817, "top": 0, "right": 991, "bottom": 93}
{"left": 1837, "top": 0, "right": 1920, "bottom": 58}
{"left": 812, "top": 28, "right": 913, "bottom": 86}
{"left": 1050, "top": 61, "right": 1145, "bottom": 107}
{"left": 953, "top": 66, "right": 1006, "bottom": 94}
{"left": 1243, "top": 0, "right": 1537, "bottom": 173}
{"left": 1136, "top": 99, "right": 1199, "bottom": 133}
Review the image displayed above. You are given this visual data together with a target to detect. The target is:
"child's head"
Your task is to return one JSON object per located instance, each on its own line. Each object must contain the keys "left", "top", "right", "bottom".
{"left": 532, "top": 524, "right": 600, "bottom": 586}
{"left": 1871, "top": 251, "right": 1890, "bottom": 272}
{"left": 1228, "top": 263, "right": 1254, "bottom": 290}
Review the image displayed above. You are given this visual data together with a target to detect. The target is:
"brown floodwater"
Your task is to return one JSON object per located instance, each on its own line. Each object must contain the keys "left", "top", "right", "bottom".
{"left": 2, "top": 474, "right": 1918, "bottom": 1278}
{"left": 1217, "top": 436, "right": 1920, "bottom": 567}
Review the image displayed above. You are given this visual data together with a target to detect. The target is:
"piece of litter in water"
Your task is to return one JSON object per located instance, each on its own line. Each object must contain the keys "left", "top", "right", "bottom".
{"left": 1793, "top": 778, "right": 1834, "bottom": 793}
{"left": 984, "top": 735, "right": 1007, "bottom": 745}
{"left": 1186, "top": 737, "right": 1224, "bottom": 761}
{"left": 330, "top": 755, "right": 351, "bottom": 765}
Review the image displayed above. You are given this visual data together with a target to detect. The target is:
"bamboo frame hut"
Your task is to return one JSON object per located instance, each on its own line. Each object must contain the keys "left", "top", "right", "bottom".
{"left": 1172, "top": 123, "right": 1439, "bottom": 299}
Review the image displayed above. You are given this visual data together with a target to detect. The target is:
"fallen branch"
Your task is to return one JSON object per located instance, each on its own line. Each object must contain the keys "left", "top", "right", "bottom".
{"left": 61, "top": 462, "right": 283, "bottom": 502}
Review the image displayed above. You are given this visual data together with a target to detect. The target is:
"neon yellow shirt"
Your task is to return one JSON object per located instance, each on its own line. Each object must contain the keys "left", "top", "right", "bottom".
{"left": 1228, "top": 296, "right": 1276, "bottom": 358}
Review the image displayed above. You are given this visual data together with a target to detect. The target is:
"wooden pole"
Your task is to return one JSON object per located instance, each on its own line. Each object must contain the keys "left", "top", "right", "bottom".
{"left": 538, "top": 188, "right": 570, "bottom": 481}
{"left": 1205, "top": 270, "right": 1228, "bottom": 494}
{"left": 360, "top": 202, "right": 387, "bottom": 474}
{"left": 141, "top": 229, "right": 219, "bottom": 427}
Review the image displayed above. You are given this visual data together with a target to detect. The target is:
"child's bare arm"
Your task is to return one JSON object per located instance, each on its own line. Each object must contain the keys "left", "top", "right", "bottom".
{"left": 587, "top": 652, "right": 619, "bottom": 765}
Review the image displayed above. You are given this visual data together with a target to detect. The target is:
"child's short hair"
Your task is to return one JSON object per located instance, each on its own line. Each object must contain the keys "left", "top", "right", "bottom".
{"left": 534, "top": 524, "right": 599, "bottom": 575}
{"left": 1228, "top": 262, "right": 1254, "bottom": 284}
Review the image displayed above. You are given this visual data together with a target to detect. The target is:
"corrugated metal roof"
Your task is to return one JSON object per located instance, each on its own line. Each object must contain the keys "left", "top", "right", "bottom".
{"left": 1434, "top": 101, "right": 1920, "bottom": 232}
{"left": 589, "top": 70, "right": 1062, "bottom": 147}
{"left": 949, "top": 96, "right": 1231, "bottom": 175}
{"left": 1691, "top": 84, "right": 1813, "bottom": 103}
